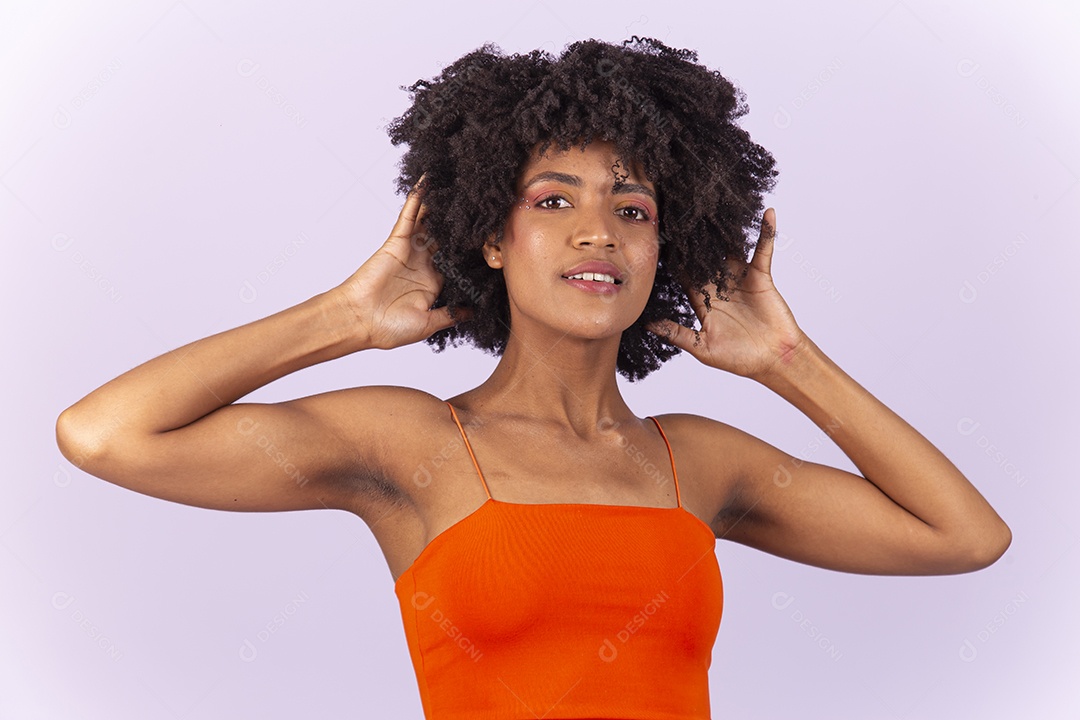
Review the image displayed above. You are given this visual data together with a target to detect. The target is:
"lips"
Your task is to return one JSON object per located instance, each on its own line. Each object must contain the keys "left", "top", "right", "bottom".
{"left": 559, "top": 259, "right": 624, "bottom": 296}
{"left": 560, "top": 260, "right": 624, "bottom": 284}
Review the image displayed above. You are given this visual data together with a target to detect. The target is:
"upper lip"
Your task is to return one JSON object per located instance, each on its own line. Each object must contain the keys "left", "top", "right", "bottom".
{"left": 561, "top": 260, "right": 624, "bottom": 283}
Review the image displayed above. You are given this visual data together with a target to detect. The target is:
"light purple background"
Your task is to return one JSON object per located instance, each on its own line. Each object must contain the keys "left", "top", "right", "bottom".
{"left": 4, "top": 1, "right": 1077, "bottom": 717}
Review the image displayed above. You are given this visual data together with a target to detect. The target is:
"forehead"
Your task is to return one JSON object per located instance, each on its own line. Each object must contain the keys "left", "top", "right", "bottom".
{"left": 516, "top": 139, "right": 653, "bottom": 189}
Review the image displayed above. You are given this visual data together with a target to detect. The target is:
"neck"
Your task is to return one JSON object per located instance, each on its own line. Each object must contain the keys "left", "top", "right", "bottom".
{"left": 466, "top": 325, "right": 635, "bottom": 437}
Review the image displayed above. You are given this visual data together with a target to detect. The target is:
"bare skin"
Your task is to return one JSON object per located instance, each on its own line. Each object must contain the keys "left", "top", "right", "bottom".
{"left": 55, "top": 140, "right": 1011, "bottom": 585}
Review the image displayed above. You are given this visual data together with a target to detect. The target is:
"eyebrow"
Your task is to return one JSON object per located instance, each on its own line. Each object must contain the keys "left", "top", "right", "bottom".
{"left": 521, "top": 171, "right": 657, "bottom": 203}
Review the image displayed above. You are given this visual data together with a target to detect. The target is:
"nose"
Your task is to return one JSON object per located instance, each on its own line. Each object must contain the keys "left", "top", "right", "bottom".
{"left": 571, "top": 206, "right": 619, "bottom": 250}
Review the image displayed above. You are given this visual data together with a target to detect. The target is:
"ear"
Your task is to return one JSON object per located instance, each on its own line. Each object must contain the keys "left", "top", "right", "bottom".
{"left": 482, "top": 233, "right": 503, "bottom": 269}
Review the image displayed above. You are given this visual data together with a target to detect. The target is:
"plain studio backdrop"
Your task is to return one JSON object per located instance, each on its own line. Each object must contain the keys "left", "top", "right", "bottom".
{"left": 2, "top": 0, "right": 1077, "bottom": 717}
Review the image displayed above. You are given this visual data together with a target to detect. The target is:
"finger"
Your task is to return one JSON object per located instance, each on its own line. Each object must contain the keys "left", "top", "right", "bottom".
{"left": 749, "top": 207, "right": 776, "bottom": 275}
{"left": 683, "top": 277, "right": 731, "bottom": 321}
{"left": 646, "top": 319, "right": 702, "bottom": 355}
{"left": 685, "top": 282, "right": 711, "bottom": 319}
{"left": 415, "top": 203, "right": 438, "bottom": 252}
{"left": 721, "top": 253, "right": 749, "bottom": 288}
{"left": 414, "top": 171, "right": 429, "bottom": 195}
{"left": 389, "top": 174, "right": 429, "bottom": 242}
{"left": 672, "top": 271, "right": 707, "bottom": 316}
{"left": 448, "top": 305, "right": 474, "bottom": 324}
{"left": 389, "top": 192, "right": 423, "bottom": 242}
{"left": 411, "top": 206, "right": 441, "bottom": 261}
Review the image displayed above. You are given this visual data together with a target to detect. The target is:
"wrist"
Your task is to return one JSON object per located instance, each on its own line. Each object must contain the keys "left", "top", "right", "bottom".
{"left": 754, "top": 332, "right": 819, "bottom": 391}
{"left": 315, "top": 288, "right": 374, "bottom": 354}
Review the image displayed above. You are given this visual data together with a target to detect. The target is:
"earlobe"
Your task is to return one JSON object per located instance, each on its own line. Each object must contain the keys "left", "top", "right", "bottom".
{"left": 483, "top": 235, "right": 503, "bottom": 269}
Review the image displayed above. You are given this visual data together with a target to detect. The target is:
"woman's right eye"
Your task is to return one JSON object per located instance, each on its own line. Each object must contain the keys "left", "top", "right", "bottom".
{"left": 535, "top": 194, "right": 570, "bottom": 209}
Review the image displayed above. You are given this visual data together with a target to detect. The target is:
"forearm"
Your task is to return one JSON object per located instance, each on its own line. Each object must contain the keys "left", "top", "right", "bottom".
{"left": 760, "top": 334, "right": 1010, "bottom": 545}
{"left": 58, "top": 289, "right": 365, "bottom": 454}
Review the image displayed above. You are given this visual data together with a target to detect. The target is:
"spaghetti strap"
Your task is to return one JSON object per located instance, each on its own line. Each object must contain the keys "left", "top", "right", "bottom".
{"left": 646, "top": 416, "right": 682, "bottom": 509}
{"left": 446, "top": 402, "right": 493, "bottom": 500}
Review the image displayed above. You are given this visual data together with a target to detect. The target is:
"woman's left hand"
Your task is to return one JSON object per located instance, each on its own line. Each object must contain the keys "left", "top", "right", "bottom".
{"left": 647, "top": 208, "right": 808, "bottom": 383}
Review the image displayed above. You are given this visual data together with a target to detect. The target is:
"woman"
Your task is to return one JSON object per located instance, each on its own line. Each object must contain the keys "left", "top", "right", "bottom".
{"left": 56, "top": 37, "right": 1010, "bottom": 719}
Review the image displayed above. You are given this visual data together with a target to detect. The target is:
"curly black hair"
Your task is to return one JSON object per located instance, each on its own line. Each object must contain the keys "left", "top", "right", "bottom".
{"left": 386, "top": 36, "right": 778, "bottom": 381}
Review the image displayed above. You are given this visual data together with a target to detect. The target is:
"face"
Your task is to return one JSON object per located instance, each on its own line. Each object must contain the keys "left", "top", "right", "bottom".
{"left": 484, "top": 139, "right": 661, "bottom": 343}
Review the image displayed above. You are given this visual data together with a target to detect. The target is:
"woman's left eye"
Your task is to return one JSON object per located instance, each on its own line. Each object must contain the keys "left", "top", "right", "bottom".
{"left": 618, "top": 205, "right": 652, "bottom": 222}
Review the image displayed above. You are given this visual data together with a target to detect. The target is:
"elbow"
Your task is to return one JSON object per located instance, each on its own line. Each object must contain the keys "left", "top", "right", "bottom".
{"left": 984, "top": 520, "right": 1013, "bottom": 566}
{"left": 56, "top": 409, "right": 80, "bottom": 458}
{"left": 55, "top": 408, "right": 101, "bottom": 470}
{"left": 958, "top": 521, "right": 1013, "bottom": 573}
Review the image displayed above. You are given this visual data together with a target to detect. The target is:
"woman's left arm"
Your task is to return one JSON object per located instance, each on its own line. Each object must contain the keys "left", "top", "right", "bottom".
{"left": 649, "top": 209, "right": 1012, "bottom": 575}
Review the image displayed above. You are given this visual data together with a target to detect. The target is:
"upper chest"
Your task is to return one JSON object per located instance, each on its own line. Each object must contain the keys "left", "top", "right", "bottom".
{"left": 360, "top": 412, "right": 735, "bottom": 582}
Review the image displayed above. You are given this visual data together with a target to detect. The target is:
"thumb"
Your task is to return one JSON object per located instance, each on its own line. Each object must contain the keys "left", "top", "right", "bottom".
{"left": 750, "top": 207, "right": 777, "bottom": 275}
{"left": 646, "top": 319, "right": 700, "bottom": 354}
{"left": 426, "top": 306, "right": 470, "bottom": 335}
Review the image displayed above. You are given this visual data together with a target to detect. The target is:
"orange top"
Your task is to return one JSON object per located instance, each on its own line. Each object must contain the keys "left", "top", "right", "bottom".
{"left": 394, "top": 403, "right": 723, "bottom": 719}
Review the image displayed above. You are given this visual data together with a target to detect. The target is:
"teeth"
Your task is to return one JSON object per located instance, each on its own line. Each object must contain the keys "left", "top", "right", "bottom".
{"left": 567, "top": 272, "right": 616, "bottom": 284}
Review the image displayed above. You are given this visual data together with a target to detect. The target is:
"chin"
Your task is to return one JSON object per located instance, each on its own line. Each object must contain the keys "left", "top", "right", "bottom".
{"left": 556, "top": 316, "right": 636, "bottom": 342}
{"left": 510, "top": 297, "right": 645, "bottom": 344}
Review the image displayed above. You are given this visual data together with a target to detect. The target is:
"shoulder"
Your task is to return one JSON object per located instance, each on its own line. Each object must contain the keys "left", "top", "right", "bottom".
{"left": 648, "top": 412, "right": 771, "bottom": 524}
{"left": 288, "top": 385, "right": 461, "bottom": 512}
{"left": 296, "top": 385, "right": 450, "bottom": 438}
{"left": 648, "top": 411, "right": 753, "bottom": 459}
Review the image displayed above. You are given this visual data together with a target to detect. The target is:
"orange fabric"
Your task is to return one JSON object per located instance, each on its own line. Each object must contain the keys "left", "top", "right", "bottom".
{"left": 394, "top": 402, "right": 723, "bottom": 719}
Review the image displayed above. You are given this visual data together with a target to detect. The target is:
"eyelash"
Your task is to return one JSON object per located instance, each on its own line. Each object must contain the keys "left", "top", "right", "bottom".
{"left": 534, "top": 193, "right": 653, "bottom": 223}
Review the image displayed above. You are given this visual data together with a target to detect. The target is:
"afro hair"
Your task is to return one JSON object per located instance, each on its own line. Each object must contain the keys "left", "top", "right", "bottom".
{"left": 385, "top": 36, "right": 778, "bottom": 381}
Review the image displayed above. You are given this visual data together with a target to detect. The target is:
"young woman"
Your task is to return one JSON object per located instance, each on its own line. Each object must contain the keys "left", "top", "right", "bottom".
{"left": 56, "top": 37, "right": 1011, "bottom": 719}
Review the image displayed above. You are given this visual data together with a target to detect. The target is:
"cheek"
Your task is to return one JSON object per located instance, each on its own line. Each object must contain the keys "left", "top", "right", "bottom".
{"left": 500, "top": 239, "right": 552, "bottom": 295}
{"left": 503, "top": 209, "right": 544, "bottom": 250}
{"left": 627, "top": 242, "right": 661, "bottom": 281}
{"left": 503, "top": 215, "right": 556, "bottom": 265}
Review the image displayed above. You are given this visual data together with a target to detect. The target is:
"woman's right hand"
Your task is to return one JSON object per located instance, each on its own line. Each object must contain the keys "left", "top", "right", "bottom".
{"left": 332, "top": 175, "right": 464, "bottom": 350}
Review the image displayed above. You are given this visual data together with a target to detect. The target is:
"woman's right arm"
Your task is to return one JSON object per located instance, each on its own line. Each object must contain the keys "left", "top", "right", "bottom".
{"left": 55, "top": 176, "right": 457, "bottom": 514}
